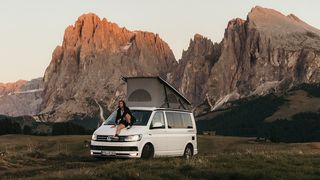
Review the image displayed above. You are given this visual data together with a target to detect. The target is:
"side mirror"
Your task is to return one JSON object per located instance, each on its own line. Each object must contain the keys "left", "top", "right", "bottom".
{"left": 151, "top": 122, "right": 164, "bottom": 129}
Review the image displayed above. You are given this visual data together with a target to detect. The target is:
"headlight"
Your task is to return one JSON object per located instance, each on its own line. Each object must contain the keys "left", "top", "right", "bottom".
{"left": 123, "top": 134, "right": 142, "bottom": 142}
{"left": 92, "top": 134, "right": 97, "bottom": 141}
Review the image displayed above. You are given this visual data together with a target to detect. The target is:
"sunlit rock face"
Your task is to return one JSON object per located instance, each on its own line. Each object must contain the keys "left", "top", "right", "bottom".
{"left": 41, "top": 6, "right": 320, "bottom": 121}
{"left": 41, "top": 13, "right": 177, "bottom": 121}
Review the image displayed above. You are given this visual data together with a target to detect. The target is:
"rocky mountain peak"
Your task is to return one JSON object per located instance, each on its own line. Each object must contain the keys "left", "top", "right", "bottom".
{"left": 0, "top": 80, "right": 27, "bottom": 96}
{"left": 62, "top": 13, "right": 129, "bottom": 51}
{"left": 48, "top": 6, "right": 320, "bottom": 117}
{"left": 193, "top": 33, "right": 204, "bottom": 41}
{"left": 41, "top": 13, "right": 176, "bottom": 122}
{"left": 0, "top": 78, "right": 43, "bottom": 116}
{"left": 205, "top": 6, "right": 320, "bottom": 111}
{"left": 181, "top": 34, "right": 216, "bottom": 61}
{"left": 3, "top": 6, "right": 320, "bottom": 123}
{"left": 226, "top": 18, "right": 246, "bottom": 29}
{"left": 170, "top": 33, "right": 221, "bottom": 106}
{"left": 247, "top": 6, "right": 320, "bottom": 37}
{"left": 287, "top": 14, "right": 302, "bottom": 23}
{"left": 249, "top": 6, "right": 284, "bottom": 17}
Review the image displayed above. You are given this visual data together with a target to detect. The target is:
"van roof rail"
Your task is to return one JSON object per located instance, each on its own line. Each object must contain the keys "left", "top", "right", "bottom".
{"left": 154, "top": 108, "right": 191, "bottom": 113}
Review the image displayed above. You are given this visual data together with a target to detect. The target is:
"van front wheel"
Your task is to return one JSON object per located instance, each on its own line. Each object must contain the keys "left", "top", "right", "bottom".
{"left": 183, "top": 144, "right": 193, "bottom": 160}
{"left": 141, "top": 143, "right": 154, "bottom": 159}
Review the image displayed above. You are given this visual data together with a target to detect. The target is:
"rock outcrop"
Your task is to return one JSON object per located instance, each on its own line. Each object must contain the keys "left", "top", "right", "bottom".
{"left": 0, "top": 80, "right": 27, "bottom": 97}
{"left": 169, "top": 34, "right": 220, "bottom": 106}
{"left": 204, "top": 6, "right": 320, "bottom": 110}
{"left": 0, "top": 78, "right": 43, "bottom": 116}
{"left": 36, "top": 6, "right": 320, "bottom": 121}
{"left": 41, "top": 13, "right": 177, "bottom": 121}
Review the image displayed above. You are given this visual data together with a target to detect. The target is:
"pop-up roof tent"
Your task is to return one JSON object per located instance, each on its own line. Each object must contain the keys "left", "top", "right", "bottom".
{"left": 122, "top": 76, "right": 191, "bottom": 110}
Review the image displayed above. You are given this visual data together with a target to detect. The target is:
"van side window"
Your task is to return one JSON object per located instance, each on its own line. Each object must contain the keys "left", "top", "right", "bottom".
{"left": 150, "top": 111, "right": 165, "bottom": 129}
{"left": 166, "top": 112, "right": 193, "bottom": 129}
{"left": 181, "top": 113, "right": 193, "bottom": 128}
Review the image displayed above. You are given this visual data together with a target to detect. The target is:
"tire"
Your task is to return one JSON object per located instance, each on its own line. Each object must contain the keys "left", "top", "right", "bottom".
{"left": 183, "top": 144, "right": 193, "bottom": 160}
{"left": 141, "top": 143, "right": 154, "bottom": 159}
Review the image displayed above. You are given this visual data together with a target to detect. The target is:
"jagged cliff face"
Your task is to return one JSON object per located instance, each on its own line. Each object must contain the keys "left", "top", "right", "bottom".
{"left": 168, "top": 6, "right": 320, "bottom": 112}
{"left": 169, "top": 34, "right": 220, "bottom": 106}
{"left": 39, "top": 6, "right": 320, "bottom": 121}
{"left": 205, "top": 6, "right": 320, "bottom": 110}
{"left": 41, "top": 13, "right": 176, "bottom": 121}
{"left": 0, "top": 78, "right": 43, "bottom": 116}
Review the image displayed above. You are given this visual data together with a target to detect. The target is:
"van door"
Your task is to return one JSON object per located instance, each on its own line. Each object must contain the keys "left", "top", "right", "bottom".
{"left": 148, "top": 111, "right": 167, "bottom": 156}
{"left": 164, "top": 111, "right": 195, "bottom": 156}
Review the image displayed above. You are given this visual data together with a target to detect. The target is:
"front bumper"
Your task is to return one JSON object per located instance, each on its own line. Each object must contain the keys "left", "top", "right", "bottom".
{"left": 90, "top": 140, "right": 141, "bottom": 158}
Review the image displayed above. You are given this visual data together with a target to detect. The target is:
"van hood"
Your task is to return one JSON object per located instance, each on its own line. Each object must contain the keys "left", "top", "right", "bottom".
{"left": 94, "top": 125, "right": 147, "bottom": 136}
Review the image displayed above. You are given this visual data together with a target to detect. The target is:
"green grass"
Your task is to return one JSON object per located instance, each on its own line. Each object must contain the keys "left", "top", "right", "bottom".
{"left": 0, "top": 135, "right": 319, "bottom": 179}
{"left": 196, "top": 91, "right": 320, "bottom": 142}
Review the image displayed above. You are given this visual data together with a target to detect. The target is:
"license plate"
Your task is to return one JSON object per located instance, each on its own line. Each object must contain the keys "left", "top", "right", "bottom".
{"left": 101, "top": 151, "right": 116, "bottom": 156}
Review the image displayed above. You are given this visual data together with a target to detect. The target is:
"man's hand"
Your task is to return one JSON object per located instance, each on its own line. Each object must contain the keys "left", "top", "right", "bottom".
{"left": 110, "top": 124, "right": 116, "bottom": 128}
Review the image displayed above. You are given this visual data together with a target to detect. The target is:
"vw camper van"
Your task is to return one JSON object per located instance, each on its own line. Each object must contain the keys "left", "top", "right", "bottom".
{"left": 90, "top": 107, "right": 197, "bottom": 159}
{"left": 90, "top": 77, "right": 197, "bottom": 159}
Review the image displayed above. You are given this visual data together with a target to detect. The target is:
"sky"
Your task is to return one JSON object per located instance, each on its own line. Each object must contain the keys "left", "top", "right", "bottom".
{"left": 0, "top": 0, "right": 320, "bottom": 83}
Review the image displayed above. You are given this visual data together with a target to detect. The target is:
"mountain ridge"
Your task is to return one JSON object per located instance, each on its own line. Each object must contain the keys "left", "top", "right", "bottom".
{"left": 0, "top": 78, "right": 43, "bottom": 116}
{"left": 1, "top": 6, "right": 320, "bottom": 123}
{"left": 41, "top": 13, "right": 177, "bottom": 122}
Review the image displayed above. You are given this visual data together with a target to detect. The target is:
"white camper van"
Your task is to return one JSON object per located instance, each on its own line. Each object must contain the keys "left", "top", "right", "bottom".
{"left": 90, "top": 77, "right": 198, "bottom": 159}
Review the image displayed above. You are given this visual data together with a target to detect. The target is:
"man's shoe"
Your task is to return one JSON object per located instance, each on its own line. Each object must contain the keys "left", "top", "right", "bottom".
{"left": 126, "top": 125, "right": 132, "bottom": 129}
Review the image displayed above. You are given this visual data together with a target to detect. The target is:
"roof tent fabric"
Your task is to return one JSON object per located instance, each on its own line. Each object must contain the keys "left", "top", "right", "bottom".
{"left": 123, "top": 76, "right": 191, "bottom": 110}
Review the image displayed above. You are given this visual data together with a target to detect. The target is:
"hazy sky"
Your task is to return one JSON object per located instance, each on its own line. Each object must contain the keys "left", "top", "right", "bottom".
{"left": 1, "top": 0, "right": 320, "bottom": 82}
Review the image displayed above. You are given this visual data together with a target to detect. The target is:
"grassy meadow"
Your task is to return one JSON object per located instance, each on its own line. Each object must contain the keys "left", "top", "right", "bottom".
{"left": 0, "top": 135, "right": 319, "bottom": 179}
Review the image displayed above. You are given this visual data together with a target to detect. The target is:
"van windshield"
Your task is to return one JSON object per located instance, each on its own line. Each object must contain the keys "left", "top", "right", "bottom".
{"left": 104, "top": 110, "right": 152, "bottom": 126}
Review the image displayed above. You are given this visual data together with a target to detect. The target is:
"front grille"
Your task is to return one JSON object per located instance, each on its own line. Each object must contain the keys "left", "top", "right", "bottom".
{"left": 90, "top": 145, "right": 138, "bottom": 151}
{"left": 96, "top": 135, "right": 128, "bottom": 142}
{"left": 96, "top": 135, "right": 113, "bottom": 141}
